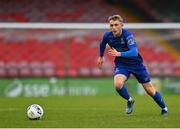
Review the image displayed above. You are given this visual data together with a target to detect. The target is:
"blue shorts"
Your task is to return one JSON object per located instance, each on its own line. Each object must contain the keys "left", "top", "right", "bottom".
{"left": 113, "top": 64, "right": 151, "bottom": 83}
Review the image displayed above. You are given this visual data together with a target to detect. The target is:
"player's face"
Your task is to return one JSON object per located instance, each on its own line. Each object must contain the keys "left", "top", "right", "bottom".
{"left": 109, "top": 20, "right": 123, "bottom": 37}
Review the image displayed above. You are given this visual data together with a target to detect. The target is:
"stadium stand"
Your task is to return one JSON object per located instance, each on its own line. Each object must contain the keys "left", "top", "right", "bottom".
{"left": 146, "top": 0, "right": 180, "bottom": 22}
{"left": 0, "top": 29, "right": 179, "bottom": 77}
{"left": 0, "top": 0, "right": 179, "bottom": 77}
{"left": 0, "top": 0, "right": 179, "bottom": 23}
{"left": 0, "top": 0, "right": 119, "bottom": 22}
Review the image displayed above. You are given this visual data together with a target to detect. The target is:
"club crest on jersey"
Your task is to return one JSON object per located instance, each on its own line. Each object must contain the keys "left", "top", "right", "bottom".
{"left": 109, "top": 39, "right": 113, "bottom": 43}
{"left": 127, "top": 36, "right": 135, "bottom": 45}
{"left": 120, "top": 38, "right": 125, "bottom": 44}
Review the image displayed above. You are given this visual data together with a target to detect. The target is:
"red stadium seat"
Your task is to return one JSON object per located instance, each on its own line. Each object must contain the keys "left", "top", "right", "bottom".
{"left": 0, "top": 29, "right": 179, "bottom": 77}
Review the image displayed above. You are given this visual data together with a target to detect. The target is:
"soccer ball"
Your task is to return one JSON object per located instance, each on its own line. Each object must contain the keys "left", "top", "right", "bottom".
{"left": 27, "top": 104, "right": 44, "bottom": 120}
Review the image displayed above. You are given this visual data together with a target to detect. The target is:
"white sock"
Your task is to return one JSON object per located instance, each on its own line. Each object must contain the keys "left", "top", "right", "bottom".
{"left": 128, "top": 97, "right": 133, "bottom": 101}
{"left": 163, "top": 107, "right": 168, "bottom": 111}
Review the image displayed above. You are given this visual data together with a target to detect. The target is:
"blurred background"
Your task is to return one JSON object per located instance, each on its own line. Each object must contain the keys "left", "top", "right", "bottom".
{"left": 0, "top": 0, "right": 179, "bottom": 97}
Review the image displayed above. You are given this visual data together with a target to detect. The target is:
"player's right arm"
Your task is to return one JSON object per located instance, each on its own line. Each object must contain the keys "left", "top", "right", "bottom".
{"left": 97, "top": 33, "right": 108, "bottom": 69}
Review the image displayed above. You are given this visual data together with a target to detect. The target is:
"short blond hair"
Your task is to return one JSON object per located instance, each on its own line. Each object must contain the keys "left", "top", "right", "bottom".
{"left": 108, "top": 15, "right": 123, "bottom": 22}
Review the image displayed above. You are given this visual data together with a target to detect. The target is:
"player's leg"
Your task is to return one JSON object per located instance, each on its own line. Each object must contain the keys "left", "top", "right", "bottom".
{"left": 114, "top": 74, "right": 129, "bottom": 100}
{"left": 132, "top": 66, "right": 168, "bottom": 115}
{"left": 142, "top": 82, "right": 168, "bottom": 115}
{"left": 114, "top": 67, "right": 134, "bottom": 114}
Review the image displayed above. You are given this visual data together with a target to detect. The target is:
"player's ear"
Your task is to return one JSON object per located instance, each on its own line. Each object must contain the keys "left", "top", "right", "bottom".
{"left": 120, "top": 22, "right": 124, "bottom": 27}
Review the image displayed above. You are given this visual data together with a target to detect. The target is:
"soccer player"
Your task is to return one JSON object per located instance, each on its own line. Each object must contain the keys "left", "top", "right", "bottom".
{"left": 97, "top": 14, "right": 168, "bottom": 115}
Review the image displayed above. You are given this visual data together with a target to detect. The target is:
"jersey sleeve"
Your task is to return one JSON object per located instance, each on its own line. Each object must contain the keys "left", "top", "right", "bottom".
{"left": 125, "top": 31, "right": 137, "bottom": 49}
{"left": 121, "top": 31, "right": 138, "bottom": 57}
{"left": 99, "top": 33, "right": 108, "bottom": 57}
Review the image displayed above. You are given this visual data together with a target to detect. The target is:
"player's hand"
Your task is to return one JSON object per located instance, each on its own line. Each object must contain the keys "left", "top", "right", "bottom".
{"left": 97, "top": 56, "right": 104, "bottom": 69}
{"left": 108, "top": 47, "right": 120, "bottom": 57}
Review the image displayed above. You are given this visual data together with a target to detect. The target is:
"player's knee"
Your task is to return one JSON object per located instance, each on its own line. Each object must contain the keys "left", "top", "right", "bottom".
{"left": 114, "top": 81, "right": 124, "bottom": 90}
{"left": 144, "top": 85, "right": 155, "bottom": 96}
{"left": 145, "top": 89, "right": 152, "bottom": 96}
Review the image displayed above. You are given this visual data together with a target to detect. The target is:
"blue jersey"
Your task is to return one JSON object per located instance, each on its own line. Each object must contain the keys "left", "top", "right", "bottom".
{"left": 99, "top": 29, "right": 144, "bottom": 67}
{"left": 99, "top": 29, "right": 151, "bottom": 83}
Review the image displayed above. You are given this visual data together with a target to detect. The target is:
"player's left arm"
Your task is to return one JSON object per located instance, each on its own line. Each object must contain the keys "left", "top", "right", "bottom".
{"left": 122, "top": 33, "right": 138, "bottom": 57}
{"left": 108, "top": 33, "right": 138, "bottom": 57}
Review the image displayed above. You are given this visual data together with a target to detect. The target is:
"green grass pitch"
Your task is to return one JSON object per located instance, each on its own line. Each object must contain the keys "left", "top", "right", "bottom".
{"left": 0, "top": 95, "right": 179, "bottom": 128}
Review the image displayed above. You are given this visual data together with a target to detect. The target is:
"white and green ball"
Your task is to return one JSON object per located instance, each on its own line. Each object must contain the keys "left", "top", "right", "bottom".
{"left": 27, "top": 104, "right": 44, "bottom": 120}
